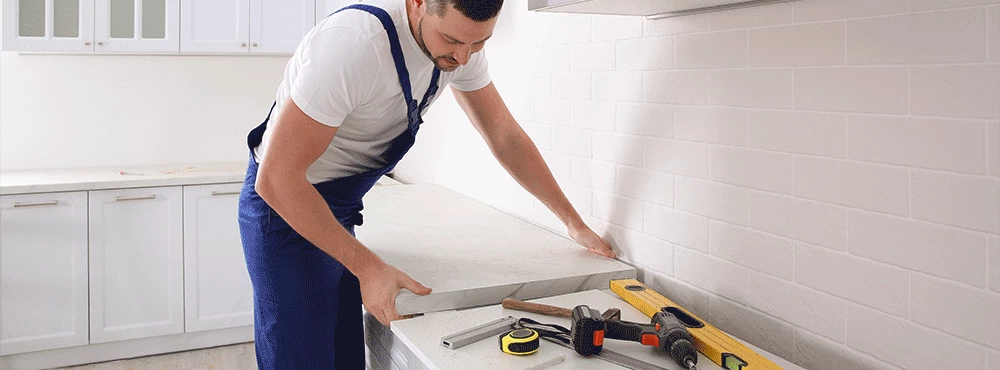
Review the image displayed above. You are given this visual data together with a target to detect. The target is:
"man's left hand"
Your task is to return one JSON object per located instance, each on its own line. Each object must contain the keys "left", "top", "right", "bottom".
{"left": 568, "top": 225, "right": 617, "bottom": 258}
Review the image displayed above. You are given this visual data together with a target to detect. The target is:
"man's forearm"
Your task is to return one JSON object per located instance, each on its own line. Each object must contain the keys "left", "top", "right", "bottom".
{"left": 256, "top": 172, "right": 385, "bottom": 279}
{"left": 492, "top": 128, "right": 587, "bottom": 230}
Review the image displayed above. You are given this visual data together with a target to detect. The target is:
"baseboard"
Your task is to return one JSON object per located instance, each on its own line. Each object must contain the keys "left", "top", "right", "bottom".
{"left": 1, "top": 326, "right": 253, "bottom": 370}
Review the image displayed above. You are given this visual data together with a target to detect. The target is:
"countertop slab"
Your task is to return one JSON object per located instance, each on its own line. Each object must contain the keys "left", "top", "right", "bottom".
{"left": 391, "top": 289, "right": 805, "bottom": 370}
{"left": 357, "top": 184, "right": 637, "bottom": 316}
{"left": 0, "top": 162, "right": 405, "bottom": 195}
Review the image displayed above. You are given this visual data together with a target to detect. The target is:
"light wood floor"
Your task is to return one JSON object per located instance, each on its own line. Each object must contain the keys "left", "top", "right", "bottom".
{"left": 60, "top": 342, "right": 257, "bottom": 370}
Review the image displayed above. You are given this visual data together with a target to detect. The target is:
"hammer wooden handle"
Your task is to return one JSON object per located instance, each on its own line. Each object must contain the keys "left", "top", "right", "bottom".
{"left": 502, "top": 298, "right": 573, "bottom": 318}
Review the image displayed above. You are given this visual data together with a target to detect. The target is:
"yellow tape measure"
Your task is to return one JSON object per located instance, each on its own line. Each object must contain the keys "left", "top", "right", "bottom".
{"left": 498, "top": 328, "right": 540, "bottom": 355}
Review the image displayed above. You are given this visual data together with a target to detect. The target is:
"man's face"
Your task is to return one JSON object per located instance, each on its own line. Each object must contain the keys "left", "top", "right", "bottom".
{"left": 416, "top": 3, "right": 496, "bottom": 71}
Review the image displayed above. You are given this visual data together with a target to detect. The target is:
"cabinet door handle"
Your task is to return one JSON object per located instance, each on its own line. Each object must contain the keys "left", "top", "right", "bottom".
{"left": 252, "top": 42, "right": 258, "bottom": 47}
{"left": 241, "top": 42, "right": 247, "bottom": 48}
{"left": 211, "top": 191, "right": 241, "bottom": 196}
{"left": 115, "top": 195, "right": 157, "bottom": 202}
{"left": 13, "top": 201, "right": 59, "bottom": 208}
{"left": 85, "top": 42, "right": 91, "bottom": 46}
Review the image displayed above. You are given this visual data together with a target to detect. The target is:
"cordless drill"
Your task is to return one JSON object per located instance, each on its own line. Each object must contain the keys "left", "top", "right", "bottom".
{"left": 571, "top": 305, "right": 699, "bottom": 370}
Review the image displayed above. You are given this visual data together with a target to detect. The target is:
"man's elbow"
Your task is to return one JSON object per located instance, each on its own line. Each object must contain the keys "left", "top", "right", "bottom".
{"left": 254, "top": 169, "right": 282, "bottom": 206}
{"left": 491, "top": 128, "right": 529, "bottom": 158}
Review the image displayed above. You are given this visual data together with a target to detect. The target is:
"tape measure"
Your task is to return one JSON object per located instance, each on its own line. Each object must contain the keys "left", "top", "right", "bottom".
{"left": 498, "top": 328, "right": 539, "bottom": 355}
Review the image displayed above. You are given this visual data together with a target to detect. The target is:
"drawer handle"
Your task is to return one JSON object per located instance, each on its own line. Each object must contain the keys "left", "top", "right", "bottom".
{"left": 115, "top": 195, "right": 157, "bottom": 202}
{"left": 13, "top": 200, "right": 59, "bottom": 208}
{"left": 211, "top": 191, "right": 241, "bottom": 196}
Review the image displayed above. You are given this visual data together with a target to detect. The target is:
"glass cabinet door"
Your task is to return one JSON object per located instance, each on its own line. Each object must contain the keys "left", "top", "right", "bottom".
{"left": 2, "top": 0, "right": 96, "bottom": 52}
{"left": 94, "top": 0, "right": 178, "bottom": 52}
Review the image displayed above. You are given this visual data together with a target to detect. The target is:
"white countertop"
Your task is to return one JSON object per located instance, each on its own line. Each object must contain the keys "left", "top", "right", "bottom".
{"left": 391, "top": 289, "right": 805, "bottom": 370}
{"left": 357, "top": 184, "right": 637, "bottom": 316}
{"left": 0, "top": 161, "right": 249, "bottom": 195}
{"left": 0, "top": 162, "right": 406, "bottom": 195}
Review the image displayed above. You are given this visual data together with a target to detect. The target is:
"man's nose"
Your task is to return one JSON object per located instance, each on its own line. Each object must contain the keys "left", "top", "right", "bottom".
{"left": 454, "top": 45, "right": 471, "bottom": 65}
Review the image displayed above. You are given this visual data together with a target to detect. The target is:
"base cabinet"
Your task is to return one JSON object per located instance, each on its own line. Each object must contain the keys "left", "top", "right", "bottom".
{"left": 88, "top": 187, "right": 184, "bottom": 344}
{"left": 183, "top": 183, "right": 254, "bottom": 332}
{"left": 0, "top": 192, "right": 89, "bottom": 355}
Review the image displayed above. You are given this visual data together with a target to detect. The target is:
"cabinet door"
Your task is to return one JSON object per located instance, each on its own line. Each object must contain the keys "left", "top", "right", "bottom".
{"left": 182, "top": 183, "right": 253, "bottom": 332}
{"left": 0, "top": 192, "right": 89, "bottom": 355}
{"left": 94, "top": 0, "right": 179, "bottom": 52}
{"left": 89, "top": 187, "right": 183, "bottom": 343}
{"left": 2, "top": 0, "right": 95, "bottom": 52}
{"left": 179, "top": 0, "right": 248, "bottom": 53}
{"left": 316, "top": 0, "right": 354, "bottom": 24}
{"left": 249, "top": 0, "right": 313, "bottom": 54}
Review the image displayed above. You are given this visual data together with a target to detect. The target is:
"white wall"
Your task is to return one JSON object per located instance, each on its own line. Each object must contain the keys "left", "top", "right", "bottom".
{"left": 397, "top": 0, "right": 1000, "bottom": 369}
{"left": 0, "top": 53, "right": 289, "bottom": 171}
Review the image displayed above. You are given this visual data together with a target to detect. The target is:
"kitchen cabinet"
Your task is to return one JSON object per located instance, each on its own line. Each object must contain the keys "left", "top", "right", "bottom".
{"left": 0, "top": 192, "right": 89, "bottom": 355}
{"left": 250, "top": 0, "right": 315, "bottom": 53}
{"left": 528, "top": 0, "right": 798, "bottom": 19}
{"left": 1, "top": 0, "right": 96, "bottom": 52}
{"left": 182, "top": 183, "right": 254, "bottom": 333}
{"left": 88, "top": 187, "right": 184, "bottom": 344}
{"left": 180, "top": 0, "right": 314, "bottom": 54}
{"left": 316, "top": 0, "right": 353, "bottom": 24}
{"left": 94, "top": 0, "right": 179, "bottom": 52}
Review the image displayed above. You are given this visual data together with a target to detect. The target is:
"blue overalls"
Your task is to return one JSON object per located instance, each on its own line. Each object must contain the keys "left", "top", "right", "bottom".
{"left": 237, "top": 4, "right": 441, "bottom": 368}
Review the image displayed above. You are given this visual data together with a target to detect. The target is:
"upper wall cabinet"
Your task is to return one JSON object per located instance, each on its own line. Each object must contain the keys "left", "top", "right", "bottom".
{"left": 3, "top": 0, "right": 316, "bottom": 53}
{"left": 527, "top": 0, "right": 798, "bottom": 19}
{"left": 180, "top": 0, "right": 314, "bottom": 54}
{"left": 2, "top": 0, "right": 96, "bottom": 52}
{"left": 95, "top": 0, "right": 179, "bottom": 52}
{"left": 315, "top": 0, "right": 353, "bottom": 24}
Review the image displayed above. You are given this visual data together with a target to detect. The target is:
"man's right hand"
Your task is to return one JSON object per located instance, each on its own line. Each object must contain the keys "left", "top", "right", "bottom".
{"left": 358, "top": 262, "right": 432, "bottom": 327}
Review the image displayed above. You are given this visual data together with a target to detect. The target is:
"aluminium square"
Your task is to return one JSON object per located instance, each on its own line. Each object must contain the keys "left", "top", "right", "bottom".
{"left": 440, "top": 316, "right": 518, "bottom": 350}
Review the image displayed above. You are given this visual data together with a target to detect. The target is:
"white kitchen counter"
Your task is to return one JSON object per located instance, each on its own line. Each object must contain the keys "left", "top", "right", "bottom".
{"left": 357, "top": 184, "right": 637, "bottom": 316}
{"left": 0, "top": 161, "right": 248, "bottom": 195}
{"left": 390, "top": 289, "right": 805, "bottom": 370}
{"left": 0, "top": 161, "right": 404, "bottom": 195}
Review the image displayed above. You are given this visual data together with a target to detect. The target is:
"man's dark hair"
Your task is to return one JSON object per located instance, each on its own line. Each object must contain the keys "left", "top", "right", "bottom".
{"left": 427, "top": 0, "right": 503, "bottom": 22}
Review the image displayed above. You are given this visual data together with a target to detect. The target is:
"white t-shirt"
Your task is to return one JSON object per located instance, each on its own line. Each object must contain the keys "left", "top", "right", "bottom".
{"left": 253, "top": 0, "right": 492, "bottom": 183}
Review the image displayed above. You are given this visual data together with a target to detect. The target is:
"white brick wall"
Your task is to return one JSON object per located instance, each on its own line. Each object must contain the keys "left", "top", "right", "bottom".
{"left": 397, "top": 0, "right": 1000, "bottom": 368}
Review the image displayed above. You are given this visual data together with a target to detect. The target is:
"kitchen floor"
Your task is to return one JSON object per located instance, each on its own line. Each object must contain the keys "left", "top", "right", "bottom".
{"left": 60, "top": 343, "right": 257, "bottom": 370}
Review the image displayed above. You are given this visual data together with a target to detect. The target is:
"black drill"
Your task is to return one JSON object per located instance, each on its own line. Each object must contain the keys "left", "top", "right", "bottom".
{"left": 571, "top": 305, "right": 698, "bottom": 370}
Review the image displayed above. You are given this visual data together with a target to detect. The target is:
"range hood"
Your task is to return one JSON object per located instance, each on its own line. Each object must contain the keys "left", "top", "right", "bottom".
{"left": 527, "top": 0, "right": 798, "bottom": 19}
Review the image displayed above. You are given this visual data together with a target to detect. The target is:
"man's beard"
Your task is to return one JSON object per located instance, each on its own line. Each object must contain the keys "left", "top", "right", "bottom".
{"left": 418, "top": 18, "right": 460, "bottom": 71}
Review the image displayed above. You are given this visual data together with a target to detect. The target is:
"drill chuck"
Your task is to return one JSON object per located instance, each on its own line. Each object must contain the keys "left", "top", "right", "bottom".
{"left": 654, "top": 311, "right": 699, "bottom": 369}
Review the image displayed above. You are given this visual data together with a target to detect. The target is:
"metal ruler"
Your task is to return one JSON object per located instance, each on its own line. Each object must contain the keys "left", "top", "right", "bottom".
{"left": 540, "top": 337, "right": 671, "bottom": 370}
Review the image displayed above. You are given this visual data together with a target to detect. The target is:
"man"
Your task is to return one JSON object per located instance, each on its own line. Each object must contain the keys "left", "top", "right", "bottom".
{"left": 238, "top": 0, "right": 617, "bottom": 368}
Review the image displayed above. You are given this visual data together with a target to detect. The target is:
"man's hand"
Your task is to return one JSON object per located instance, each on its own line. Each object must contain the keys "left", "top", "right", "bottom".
{"left": 568, "top": 224, "right": 617, "bottom": 258}
{"left": 358, "top": 262, "right": 432, "bottom": 327}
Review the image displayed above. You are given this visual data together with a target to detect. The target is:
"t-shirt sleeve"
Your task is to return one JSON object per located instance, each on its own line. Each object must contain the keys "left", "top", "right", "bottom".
{"left": 289, "top": 27, "right": 380, "bottom": 127}
{"left": 449, "top": 49, "right": 492, "bottom": 92}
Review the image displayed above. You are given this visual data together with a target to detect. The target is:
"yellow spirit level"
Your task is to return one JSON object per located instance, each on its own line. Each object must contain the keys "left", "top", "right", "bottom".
{"left": 610, "top": 279, "right": 782, "bottom": 370}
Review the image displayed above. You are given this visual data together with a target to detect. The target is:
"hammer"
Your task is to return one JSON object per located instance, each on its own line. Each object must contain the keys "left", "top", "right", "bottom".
{"left": 501, "top": 298, "right": 621, "bottom": 321}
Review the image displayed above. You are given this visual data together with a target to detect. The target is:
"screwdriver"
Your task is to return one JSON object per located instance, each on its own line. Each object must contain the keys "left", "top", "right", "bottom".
{"left": 605, "top": 311, "right": 698, "bottom": 369}
{"left": 575, "top": 305, "right": 699, "bottom": 370}
{"left": 502, "top": 298, "right": 697, "bottom": 369}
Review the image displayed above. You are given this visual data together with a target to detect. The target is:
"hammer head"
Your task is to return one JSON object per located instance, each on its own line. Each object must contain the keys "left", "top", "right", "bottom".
{"left": 570, "top": 305, "right": 606, "bottom": 356}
